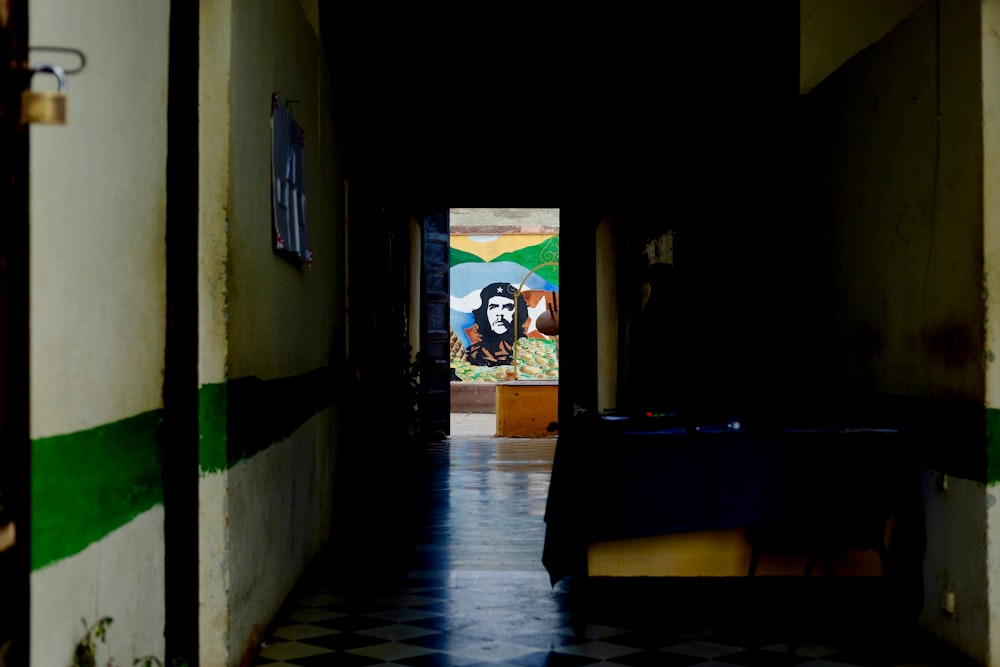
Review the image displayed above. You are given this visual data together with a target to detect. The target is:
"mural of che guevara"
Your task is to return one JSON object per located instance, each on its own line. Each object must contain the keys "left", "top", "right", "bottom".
{"left": 466, "top": 282, "right": 530, "bottom": 366}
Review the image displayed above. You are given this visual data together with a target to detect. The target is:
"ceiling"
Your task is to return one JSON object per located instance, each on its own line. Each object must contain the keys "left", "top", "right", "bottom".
{"left": 321, "top": 5, "right": 885, "bottom": 201}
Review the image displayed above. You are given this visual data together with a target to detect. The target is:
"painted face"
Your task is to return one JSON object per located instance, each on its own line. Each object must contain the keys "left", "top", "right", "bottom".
{"left": 487, "top": 295, "right": 515, "bottom": 335}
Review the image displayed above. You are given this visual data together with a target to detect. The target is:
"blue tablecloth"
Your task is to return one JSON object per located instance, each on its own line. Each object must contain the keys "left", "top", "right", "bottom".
{"left": 542, "top": 416, "right": 923, "bottom": 585}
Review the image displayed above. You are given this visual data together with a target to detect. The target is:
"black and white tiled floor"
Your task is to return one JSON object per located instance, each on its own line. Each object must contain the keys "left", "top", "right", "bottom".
{"left": 251, "top": 417, "right": 975, "bottom": 667}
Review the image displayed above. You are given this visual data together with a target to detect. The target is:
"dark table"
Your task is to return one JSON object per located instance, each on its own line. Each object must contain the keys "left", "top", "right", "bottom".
{"left": 542, "top": 415, "right": 925, "bottom": 586}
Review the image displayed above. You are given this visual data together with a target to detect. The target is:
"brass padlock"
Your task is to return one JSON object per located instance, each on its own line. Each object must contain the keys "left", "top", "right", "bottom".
{"left": 21, "top": 64, "right": 68, "bottom": 125}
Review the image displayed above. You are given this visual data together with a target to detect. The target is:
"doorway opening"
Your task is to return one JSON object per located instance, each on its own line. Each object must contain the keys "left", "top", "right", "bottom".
{"left": 445, "top": 209, "right": 559, "bottom": 438}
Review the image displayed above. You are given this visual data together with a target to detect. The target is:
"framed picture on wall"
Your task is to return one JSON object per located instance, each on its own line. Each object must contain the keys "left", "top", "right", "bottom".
{"left": 271, "top": 93, "right": 312, "bottom": 267}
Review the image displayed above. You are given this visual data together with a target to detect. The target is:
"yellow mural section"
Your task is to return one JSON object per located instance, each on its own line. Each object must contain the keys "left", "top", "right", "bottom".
{"left": 450, "top": 234, "right": 555, "bottom": 263}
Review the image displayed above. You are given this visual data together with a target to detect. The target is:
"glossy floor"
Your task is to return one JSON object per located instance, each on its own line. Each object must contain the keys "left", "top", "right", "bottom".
{"left": 251, "top": 415, "right": 972, "bottom": 667}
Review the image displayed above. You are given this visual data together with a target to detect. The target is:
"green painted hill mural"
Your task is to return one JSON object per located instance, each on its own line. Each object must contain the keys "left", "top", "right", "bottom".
{"left": 492, "top": 238, "right": 559, "bottom": 286}
{"left": 450, "top": 238, "right": 559, "bottom": 286}
{"left": 450, "top": 234, "right": 560, "bottom": 383}
{"left": 450, "top": 246, "right": 482, "bottom": 266}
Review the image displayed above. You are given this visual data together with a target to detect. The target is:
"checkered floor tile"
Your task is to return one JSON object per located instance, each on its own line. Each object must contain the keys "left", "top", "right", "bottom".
{"left": 249, "top": 431, "right": 976, "bottom": 667}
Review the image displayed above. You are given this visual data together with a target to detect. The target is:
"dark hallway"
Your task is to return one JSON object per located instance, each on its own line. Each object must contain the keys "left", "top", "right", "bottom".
{"left": 8, "top": 2, "right": 1000, "bottom": 664}
{"left": 249, "top": 418, "right": 972, "bottom": 667}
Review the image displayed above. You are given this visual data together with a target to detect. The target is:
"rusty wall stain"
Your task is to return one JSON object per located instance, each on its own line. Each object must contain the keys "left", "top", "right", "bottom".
{"left": 925, "top": 321, "right": 980, "bottom": 369}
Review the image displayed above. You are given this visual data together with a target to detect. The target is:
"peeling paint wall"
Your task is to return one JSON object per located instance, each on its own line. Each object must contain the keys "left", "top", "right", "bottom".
{"left": 983, "top": 1, "right": 1000, "bottom": 663}
{"left": 801, "top": 0, "right": 989, "bottom": 660}
{"left": 922, "top": 470, "right": 989, "bottom": 661}
{"left": 450, "top": 208, "right": 560, "bottom": 234}
{"left": 202, "top": 0, "right": 343, "bottom": 664}
{"left": 27, "top": 0, "right": 170, "bottom": 664}
{"left": 198, "top": 0, "right": 234, "bottom": 663}
{"left": 802, "top": 0, "right": 983, "bottom": 403}
{"left": 227, "top": 0, "right": 339, "bottom": 384}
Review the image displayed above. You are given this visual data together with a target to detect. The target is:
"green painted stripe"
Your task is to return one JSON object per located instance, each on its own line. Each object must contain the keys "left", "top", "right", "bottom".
{"left": 30, "top": 370, "right": 329, "bottom": 568}
{"left": 987, "top": 407, "right": 1000, "bottom": 486}
{"left": 226, "top": 367, "right": 334, "bottom": 467}
{"left": 31, "top": 410, "right": 164, "bottom": 570}
{"left": 202, "top": 369, "right": 333, "bottom": 473}
{"left": 199, "top": 382, "right": 228, "bottom": 474}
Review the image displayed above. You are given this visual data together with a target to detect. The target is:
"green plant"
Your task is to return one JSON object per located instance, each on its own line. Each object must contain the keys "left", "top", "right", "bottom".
{"left": 73, "top": 617, "right": 188, "bottom": 667}
{"left": 73, "top": 617, "right": 112, "bottom": 667}
{"left": 133, "top": 658, "right": 189, "bottom": 667}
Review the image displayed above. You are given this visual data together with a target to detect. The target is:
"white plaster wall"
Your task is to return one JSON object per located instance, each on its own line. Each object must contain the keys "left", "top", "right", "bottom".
{"left": 225, "top": 411, "right": 334, "bottom": 658}
{"left": 198, "top": 1, "right": 234, "bottom": 661}
{"left": 988, "top": 482, "right": 1000, "bottom": 667}
{"left": 28, "top": 1, "right": 170, "bottom": 664}
{"left": 226, "top": 0, "right": 339, "bottom": 382}
{"left": 199, "top": 472, "right": 232, "bottom": 667}
{"left": 200, "top": 0, "right": 233, "bottom": 389}
{"left": 922, "top": 470, "right": 989, "bottom": 661}
{"left": 215, "top": 1, "right": 341, "bottom": 662}
{"left": 31, "top": 508, "right": 166, "bottom": 667}
{"left": 983, "top": 1, "right": 1000, "bottom": 663}
{"left": 986, "top": 0, "right": 1000, "bottom": 405}
{"left": 28, "top": 0, "right": 169, "bottom": 438}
